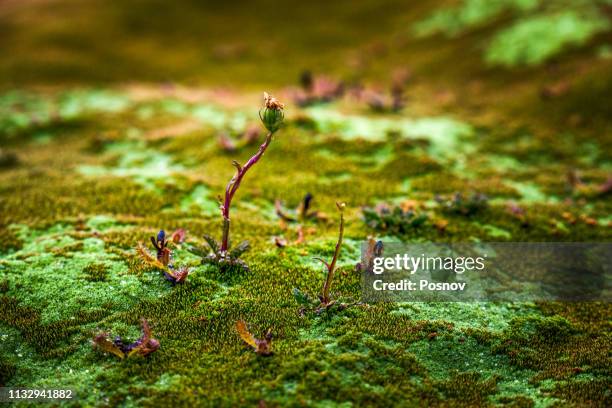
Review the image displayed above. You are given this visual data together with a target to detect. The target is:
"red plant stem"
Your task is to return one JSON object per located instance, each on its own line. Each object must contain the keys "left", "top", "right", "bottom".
{"left": 321, "top": 209, "right": 344, "bottom": 304}
{"left": 220, "top": 131, "right": 274, "bottom": 252}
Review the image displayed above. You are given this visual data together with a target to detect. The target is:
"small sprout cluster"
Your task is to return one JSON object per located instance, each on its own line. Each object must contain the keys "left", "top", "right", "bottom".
{"left": 436, "top": 192, "right": 488, "bottom": 216}
{"left": 292, "top": 71, "right": 345, "bottom": 106}
{"left": 236, "top": 320, "right": 273, "bottom": 356}
{"left": 275, "top": 192, "right": 320, "bottom": 223}
{"left": 274, "top": 193, "right": 327, "bottom": 247}
{"left": 363, "top": 69, "right": 409, "bottom": 112}
{"left": 93, "top": 318, "right": 159, "bottom": 359}
{"left": 198, "top": 234, "right": 250, "bottom": 272}
{"left": 566, "top": 169, "right": 612, "bottom": 198}
{"left": 363, "top": 89, "right": 403, "bottom": 113}
{"left": 506, "top": 202, "right": 529, "bottom": 227}
{"left": 363, "top": 203, "right": 428, "bottom": 235}
{"left": 137, "top": 229, "right": 190, "bottom": 284}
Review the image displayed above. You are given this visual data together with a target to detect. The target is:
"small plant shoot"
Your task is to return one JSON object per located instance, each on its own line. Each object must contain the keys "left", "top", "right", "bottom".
{"left": 190, "top": 92, "right": 285, "bottom": 272}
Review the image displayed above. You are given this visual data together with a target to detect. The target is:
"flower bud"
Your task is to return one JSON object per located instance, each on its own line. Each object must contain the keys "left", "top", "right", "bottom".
{"left": 261, "top": 108, "right": 284, "bottom": 132}
{"left": 260, "top": 92, "right": 284, "bottom": 133}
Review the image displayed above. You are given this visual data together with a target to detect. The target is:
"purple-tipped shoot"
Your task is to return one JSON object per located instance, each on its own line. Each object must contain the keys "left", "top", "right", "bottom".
{"left": 137, "top": 228, "right": 190, "bottom": 284}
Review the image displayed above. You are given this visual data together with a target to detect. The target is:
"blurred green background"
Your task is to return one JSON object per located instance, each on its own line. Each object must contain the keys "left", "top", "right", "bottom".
{"left": 2, "top": 0, "right": 611, "bottom": 135}
{"left": 1, "top": 0, "right": 610, "bottom": 85}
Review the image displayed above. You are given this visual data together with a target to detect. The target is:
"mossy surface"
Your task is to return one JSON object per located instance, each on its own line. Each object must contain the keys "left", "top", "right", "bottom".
{"left": 1, "top": 1, "right": 611, "bottom": 406}
{"left": 0, "top": 85, "right": 610, "bottom": 406}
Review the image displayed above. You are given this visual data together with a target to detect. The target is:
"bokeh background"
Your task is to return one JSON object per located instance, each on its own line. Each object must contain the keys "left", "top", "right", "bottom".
{"left": 2, "top": 0, "right": 611, "bottom": 137}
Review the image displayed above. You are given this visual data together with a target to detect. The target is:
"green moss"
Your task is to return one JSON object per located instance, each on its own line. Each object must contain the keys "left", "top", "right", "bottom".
{"left": 0, "top": 84, "right": 609, "bottom": 406}
{"left": 486, "top": 11, "right": 609, "bottom": 66}
{"left": 304, "top": 107, "right": 474, "bottom": 160}
{"left": 0, "top": 225, "right": 23, "bottom": 254}
{"left": 392, "top": 302, "right": 539, "bottom": 332}
{"left": 436, "top": 371, "right": 499, "bottom": 404}
{"left": 179, "top": 184, "right": 219, "bottom": 215}
{"left": 502, "top": 315, "right": 576, "bottom": 345}
{"left": 0, "top": 357, "right": 16, "bottom": 386}
{"left": 551, "top": 378, "right": 612, "bottom": 406}
{"left": 414, "top": 0, "right": 611, "bottom": 66}
{"left": 82, "top": 263, "right": 109, "bottom": 282}
{"left": 1, "top": 225, "right": 170, "bottom": 324}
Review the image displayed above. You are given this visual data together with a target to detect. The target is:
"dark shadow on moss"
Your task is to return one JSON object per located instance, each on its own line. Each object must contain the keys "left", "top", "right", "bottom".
{"left": 0, "top": 296, "right": 111, "bottom": 358}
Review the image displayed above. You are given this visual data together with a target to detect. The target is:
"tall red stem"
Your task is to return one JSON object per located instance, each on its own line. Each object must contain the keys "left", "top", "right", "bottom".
{"left": 220, "top": 131, "right": 274, "bottom": 252}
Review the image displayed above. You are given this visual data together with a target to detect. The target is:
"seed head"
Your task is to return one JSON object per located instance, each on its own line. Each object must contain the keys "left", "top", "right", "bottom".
{"left": 263, "top": 92, "right": 284, "bottom": 110}
{"left": 260, "top": 92, "right": 285, "bottom": 133}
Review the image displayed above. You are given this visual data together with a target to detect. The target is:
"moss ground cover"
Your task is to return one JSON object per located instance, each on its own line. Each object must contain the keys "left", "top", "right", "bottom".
{"left": 0, "top": 1, "right": 611, "bottom": 406}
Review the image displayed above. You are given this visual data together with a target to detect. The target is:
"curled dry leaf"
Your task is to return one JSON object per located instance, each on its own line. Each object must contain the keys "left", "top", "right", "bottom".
{"left": 136, "top": 242, "right": 165, "bottom": 270}
{"left": 236, "top": 320, "right": 273, "bottom": 356}
{"left": 93, "top": 318, "right": 160, "bottom": 359}
{"left": 163, "top": 266, "right": 190, "bottom": 284}
{"left": 92, "top": 333, "right": 126, "bottom": 359}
